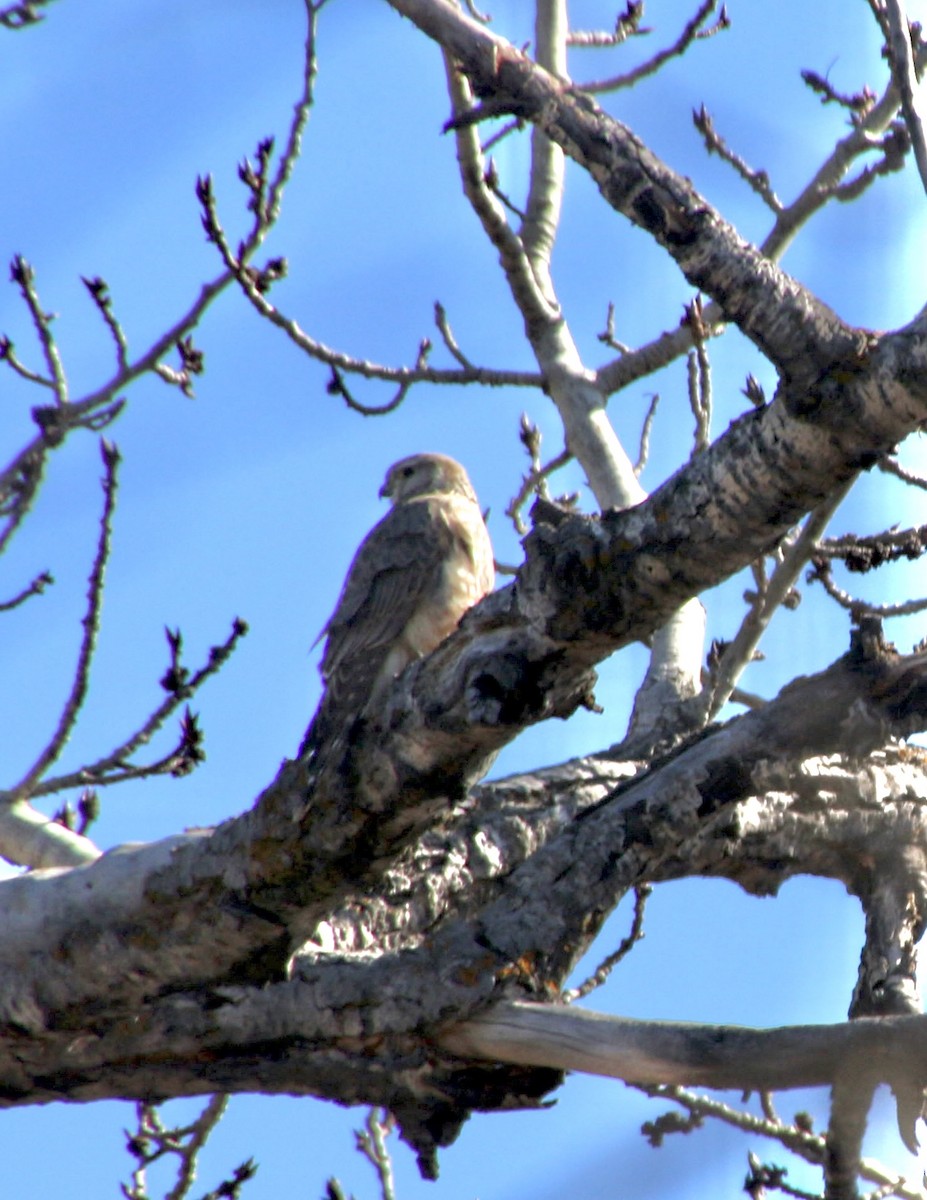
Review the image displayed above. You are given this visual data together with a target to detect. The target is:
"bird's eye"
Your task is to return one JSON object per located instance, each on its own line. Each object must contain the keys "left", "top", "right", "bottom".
{"left": 401, "top": 466, "right": 415, "bottom": 478}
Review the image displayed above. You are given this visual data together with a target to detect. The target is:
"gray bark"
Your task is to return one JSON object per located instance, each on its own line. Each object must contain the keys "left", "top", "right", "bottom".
{"left": 6, "top": 3, "right": 927, "bottom": 1184}
{"left": 5, "top": 622, "right": 927, "bottom": 1174}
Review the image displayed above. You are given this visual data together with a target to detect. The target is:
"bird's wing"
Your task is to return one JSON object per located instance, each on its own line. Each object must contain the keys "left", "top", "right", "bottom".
{"left": 319, "top": 495, "right": 458, "bottom": 693}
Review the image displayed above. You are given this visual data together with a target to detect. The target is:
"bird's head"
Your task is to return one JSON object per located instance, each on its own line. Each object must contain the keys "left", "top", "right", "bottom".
{"left": 379, "top": 453, "right": 476, "bottom": 505}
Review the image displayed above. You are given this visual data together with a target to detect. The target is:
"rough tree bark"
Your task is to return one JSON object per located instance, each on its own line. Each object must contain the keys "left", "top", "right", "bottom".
{"left": 5, "top": 3, "right": 927, "bottom": 1196}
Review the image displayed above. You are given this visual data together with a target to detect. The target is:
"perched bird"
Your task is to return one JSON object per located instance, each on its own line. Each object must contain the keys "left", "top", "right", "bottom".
{"left": 300, "top": 453, "right": 494, "bottom": 757}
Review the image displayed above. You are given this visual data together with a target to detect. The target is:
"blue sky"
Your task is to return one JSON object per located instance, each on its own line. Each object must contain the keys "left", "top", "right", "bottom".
{"left": 2, "top": 2, "right": 927, "bottom": 1197}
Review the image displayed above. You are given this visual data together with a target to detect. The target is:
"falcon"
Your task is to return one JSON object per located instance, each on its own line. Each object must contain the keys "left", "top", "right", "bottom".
{"left": 300, "top": 453, "right": 494, "bottom": 756}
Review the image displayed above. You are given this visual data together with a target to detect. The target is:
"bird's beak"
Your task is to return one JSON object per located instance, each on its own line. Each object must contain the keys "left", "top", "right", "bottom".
{"left": 378, "top": 481, "right": 391, "bottom": 500}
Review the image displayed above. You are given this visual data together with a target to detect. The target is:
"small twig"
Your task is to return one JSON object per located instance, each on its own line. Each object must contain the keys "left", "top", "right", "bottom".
{"left": 568, "top": 3, "right": 648, "bottom": 48}
{"left": 443, "top": 51, "right": 559, "bottom": 331}
{"left": 562, "top": 884, "right": 650, "bottom": 1001}
{"left": 121, "top": 1096, "right": 254, "bottom": 1200}
{"left": 12, "top": 441, "right": 120, "bottom": 797}
{"left": 0, "top": 10, "right": 337, "bottom": 568}
{"left": 597, "top": 301, "right": 632, "bottom": 353}
{"left": 10, "top": 255, "right": 68, "bottom": 403}
{"left": 744, "top": 1152, "right": 824, "bottom": 1200}
{"left": 355, "top": 1109, "right": 396, "bottom": 1200}
{"left": 684, "top": 297, "right": 711, "bottom": 452}
{"left": 760, "top": 1092, "right": 781, "bottom": 1123}
{"left": 0, "top": 257, "right": 239, "bottom": 555}
{"left": 636, "top": 1081, "right": 923, "bottom": 1198}
{"left": 0, "top": 335, "right": 54, "bottom": 386}
{"left": 21, "top": 620, "right": 247, "bottom": 800}
{"left": 82, "top": 276, "right": 129, "bottom": 371}
{"left": 815, "top": 523, "right": 927, "bottom": 572}
{"left": 704, "top": 478, "right": 853, "bottom": 720}
{"left": 196, "top": 2, "right": 539, "bottom": 406}
{"left": 434, "top": 301, "right": 474, "bottom": 367}
{"left": 727, "top": 683, "right": 767, "bottom": 710}
{"left": 0, "top": 447, "right": 46, "bottom": 557}
{"left": 166, "top": 1096, "right": 233, "bottom": 1200}
{"left": 634, "top": 393, "right": 659, "bottom": 475}
{"left": 830, "top": 123, "right": 911, "bottom": 202}
{"left": 807, "top": 556, "right": 927, "bottom": 619}
{"left": 801, "top": 69, "right": 878, "bottom": 115}
{"left": 52, "top": 787, "right": 100, "bottom": 838}
{"left": 882, "top": 0, "right": 927, "bottom": 195}
{"left": 197, "top": 178, "right": 540, "bottom": 395}
{"left": 0, "top": 568, "right": 52, "bottom": 612}
{"left": 878, "top": 454, "right": 927, "bottom": 490}
{"left": 506, "top": 414, "right": 572, "bottom": 534}
{"left": 483, "top": 157, "right": 527, "bottom": 220}
{"left": 578, "top": 0, "right": 729, "bottom": 94}
{"left": 154, "top": 335, "right": 205, "bottom": 398}
{"left": 326, "top": 349, "right": 424, "bottom": 416}
{"left": 596, "top": 41, "right": 927, "bottom": 402}
{"left": 242, "top": 0, "right": 325, "bottom": 256}
{"left": 693, "top": 105, "right": 783, "bottom": 212}
{"left": 635, "top": 1083, "right": 826, "bottom": 1161}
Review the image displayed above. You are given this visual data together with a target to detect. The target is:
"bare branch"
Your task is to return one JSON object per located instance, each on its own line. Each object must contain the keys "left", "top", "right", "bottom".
{"left": 684, "top": 296, "right": 712, "bottom": 453}
{"left": 816, "top": 524, "right": 927, "bottom": 573}
{"left": 25, "top": 620, "right": 247, "bottom": 800}
{"left": 120, "top": 1096, "right": 253, "bottom": 1200}
{"left": 197, "top": 179, "right": 541, "bottom": 393}
{"left": 638, "top": 1084, "right": 898, "bottom": 1195}
{"left": 153, "top": 335, "right": 205, "bottom": 398}
{"left": 807, "top": 557, "right": 927, "bottom": 620}
{"left": 0, "top": 568, "right": 52, "bottom": 612}
{"left": 194, "top": 6, "right": 543, "bottom": 402}
{"left": 744, "top": 1152, "right": 825, "bottom": 1200}
{"left": 326, "top": 345, "right": 428, "bottom": 417}
{"left": 578, "top": 0, "right": 730, "bottom": 94}
{"left": 355, "top": 1109, "right": 397, "bottom": 1200}
{"left": 568, "top": 4, "right": 647, "bottom": 49}
{"left": 878, "top": 455, "right": 927, "bottom": 491}
{"left": 82, "top": 276, "right": 129, "bottom": 372}
{"left": 439, "top": 1000, "right": 927, "bottom": 1099}
{"left": 0, "top": 334, "right": 54, "bottom": 387}
{"left": 634, "top": 393, "right": 659, "bottom": 474}
{"left": 693, "top": 104, "right": 783, "bottom": 212}
{"left": 562, "top": 883, "right": 650, "bottom": 1002}
{"left": 10, "top": 441, "right": 121, "bottom": 799}
{"left": 597, "top": 300, "right": 632, "bottom": 354}
{"left": 433, "top": 301, "right": 474, "bottom": 367}
{"left": 704, "top": 478, "right": 854, "bottom": 720}
{"left": 10, "top": 255, "right": 67, "bottom": 403}
{"left": 766, "top": 43, "right": 926, "bottom": 260}
{"left": 882, "top": 0, "right": 927, "bottom": 194}
{"left": 505, "top": 415, "right": 572, "bottom": 534}
{"left": 0, "top": 261, "right": 235, "bottom": 558}
{"left": 597, "top": 39, "right": 926, "bottom": 401}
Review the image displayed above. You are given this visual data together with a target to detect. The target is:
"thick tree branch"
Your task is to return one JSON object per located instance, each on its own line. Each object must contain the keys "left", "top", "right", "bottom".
{"left": 438, "top": 1000, "right": 927, "bottom": 1095}
{"left": 4, "top": 625, "right": 927, "bottom": 1172}
{"left": 5, "top": 318, "right": 927, "bottom": 1019}
{"left": 388, "top": 0, "right": 869, "bottom": 386}
{"left": 4, "top": 629, "right": 927, "bottom": 1056}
